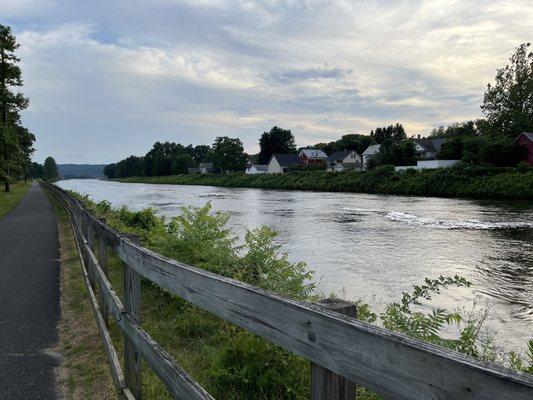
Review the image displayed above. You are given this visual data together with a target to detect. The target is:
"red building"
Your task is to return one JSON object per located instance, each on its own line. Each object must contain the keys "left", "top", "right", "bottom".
{"left": 298, "top": 149, "right": 328, "bottom": 165}
{"left": 515, "top": 132, "right": 533, "bottom": 166}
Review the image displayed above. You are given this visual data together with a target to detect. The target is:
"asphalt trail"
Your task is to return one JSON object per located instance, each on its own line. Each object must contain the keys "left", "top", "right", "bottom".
{"left": 0, "top": 183, "right": 60, "bottom": 399}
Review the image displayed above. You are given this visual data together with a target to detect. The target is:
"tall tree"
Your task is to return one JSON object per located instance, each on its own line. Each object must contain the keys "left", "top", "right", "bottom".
{"left": 211, "top": 136, "right": 246, "bottom": 172}
{"left": 370, "top": 123, "right": 406, "bottom": 144}
{"left": 0, "top": 24, "right": 31, "bottom": 191}
{"left": 42, "top": 156, "right": 59, "bottom": 181}
{"left": 481, "top": 42, "right": 533, "bottom": 138}
{"left": 258, "top": 126, "right": 297, "bottom": 164}
{"left": 430, "top": 121, "right": 478, "bottom": 138}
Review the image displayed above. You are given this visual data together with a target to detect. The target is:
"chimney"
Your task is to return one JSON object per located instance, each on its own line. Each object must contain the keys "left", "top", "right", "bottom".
{"left": 417, "top": 134, "right": 421, "bottom": 139}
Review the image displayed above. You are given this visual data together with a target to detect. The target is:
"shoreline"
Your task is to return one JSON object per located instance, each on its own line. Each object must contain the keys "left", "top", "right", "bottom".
{"left": 114, "top": 166, "right": 533, "bottom": 201}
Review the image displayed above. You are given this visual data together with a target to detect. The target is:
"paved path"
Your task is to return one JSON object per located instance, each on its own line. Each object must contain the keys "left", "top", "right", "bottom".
{"left": 0, "top": 183, "right": 60, "bottom": 399}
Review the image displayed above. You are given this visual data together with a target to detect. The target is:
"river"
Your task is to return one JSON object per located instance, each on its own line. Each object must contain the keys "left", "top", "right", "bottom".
{"left": 56, "top": 179, "right": 533, "bottom": 354}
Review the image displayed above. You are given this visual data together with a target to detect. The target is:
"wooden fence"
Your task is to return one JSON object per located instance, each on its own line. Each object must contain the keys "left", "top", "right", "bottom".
{"left": 43, "top": 182, "right": 533, "bottom": 400}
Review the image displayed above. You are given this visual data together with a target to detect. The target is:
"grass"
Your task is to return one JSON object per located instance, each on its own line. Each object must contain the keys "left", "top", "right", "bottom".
{"left": 0, "top": 181, "right": 31, "bottom": 220}
{"left": 47, "top": 191, "right": 116, "bottom": 400}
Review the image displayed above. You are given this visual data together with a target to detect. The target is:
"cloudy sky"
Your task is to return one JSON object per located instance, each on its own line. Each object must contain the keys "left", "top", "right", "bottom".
{"left": 2, "top": 0, "right": 532, "bottom": 163}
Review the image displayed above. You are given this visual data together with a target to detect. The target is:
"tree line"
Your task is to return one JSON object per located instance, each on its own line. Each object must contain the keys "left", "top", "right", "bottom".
{"left": 0, "top": 24, "right": 37, "bottom": 191}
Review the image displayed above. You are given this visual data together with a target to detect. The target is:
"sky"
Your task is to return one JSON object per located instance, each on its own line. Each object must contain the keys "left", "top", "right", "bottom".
{"left": 2, "top": 0, "right": 532, "bottom": 164}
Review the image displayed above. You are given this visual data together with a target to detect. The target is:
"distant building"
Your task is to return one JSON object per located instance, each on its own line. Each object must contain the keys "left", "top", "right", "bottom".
{"left": 514, "top": 132, "right": 533, "bottom": 166}
{"left": 188, "top": 167, "right": 201, "bottom": 174}
{"left": 333, "top": 162, "right": 363, "bottom": 172}
{"left": 267, "top": 154, "right": 300, "bottom": 174}
{"left": 245, "top": 165, "right": 268, "bottom": 174}
{"left": 298, "top": 149, "right": 328, "bottom": 165}
{"left": 198, "top": 162, "right": 216, "bottom": 174}
{"left": 395, "top": 159, "right": 460, "bottom": 171}
{"left": 413, "top": 137, "right": 445, "bottom": 159}
{"left": 362, "top": 144, "right": 381, "bottom": 168}
{"left": 326, "top": 150, "right": 362, "bottom": 169}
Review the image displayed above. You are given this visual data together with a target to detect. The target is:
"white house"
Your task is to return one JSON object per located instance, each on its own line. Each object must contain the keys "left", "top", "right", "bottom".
{"left": 198, "top": 162, "right": 216, "bottom": 174}
{"left": 413, "top": 138, "right": 445, "bottom": 159}
{"left": 333, "top": 162, "right": 363, "bottom": 172}
{"left": 245, "top": 165, "right": 268, "bottom": 174}
{"left": 362, "top": 144, "right": 381, "bottom": 168}
{"left": 326, "top": 150, "right": 362, "bottom": 170}
{"left": 267, "top": 154, "right": 300, "bottom": 174}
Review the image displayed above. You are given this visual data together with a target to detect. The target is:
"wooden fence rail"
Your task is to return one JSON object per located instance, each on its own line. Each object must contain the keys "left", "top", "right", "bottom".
{"left": 43, "top": 182, "right": 533, "bottom": 400}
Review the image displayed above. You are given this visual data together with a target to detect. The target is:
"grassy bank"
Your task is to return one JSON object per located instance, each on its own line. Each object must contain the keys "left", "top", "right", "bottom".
{"left": 47, "top": 192, "right": 116, "bottom": 399}
{"left": 0, "top": 181, "right": 31, "bottom": 220}
{"left": 61, "top": 191, "right": 532, "bottom": 399}
{"left": 117, "top": 165, "right": 533, "bottom": 200}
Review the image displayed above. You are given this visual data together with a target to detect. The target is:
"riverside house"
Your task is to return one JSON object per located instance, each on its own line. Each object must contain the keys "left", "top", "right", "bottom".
{"left": 362, "top": 144, "right": 381, "bottom": 168}
{"left": 413, "top": 137, "right": 446, "bottom": 159}
{"left": 298, "top": 149, "right": 328, "bottom": 165}
{"left": 326, "top": 150, "right": 363, "bottom": 171}
{"left": 267, "top": 154, "right": 300, "bottom": 173}
{"left": 245, "top": 164, "right": 268, "bottom": 174}
{"left": 514, "top": 132, "right": 533, "bottom": 166}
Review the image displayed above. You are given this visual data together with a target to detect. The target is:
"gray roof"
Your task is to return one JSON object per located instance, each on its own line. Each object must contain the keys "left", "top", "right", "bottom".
{"left": 362, "top": 144, "right": 381, "bottom": 155}
{"left": 327, "top": 150, "right": 360, "bottom": 162}
{"left": 251, "top": 165, "right": 268, "bottom": 171}
{"left": 271, "top": 154, "right": 300, "bottom": 167}
{"left": 414, "top": 138, "right": 445, "bottom": 153}
{"left": 299, "top": 149, "right": 328, "bottom": 159}
{"left": 521, "top": 132, "right": 533, "bottom": 141}
{"left": 199, "top": 162, "right": 213, "bottom": 168}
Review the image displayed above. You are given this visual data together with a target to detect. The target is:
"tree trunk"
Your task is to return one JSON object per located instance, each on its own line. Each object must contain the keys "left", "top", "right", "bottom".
{"left": 5, "top": 180, "right": 10, "bottom": 192}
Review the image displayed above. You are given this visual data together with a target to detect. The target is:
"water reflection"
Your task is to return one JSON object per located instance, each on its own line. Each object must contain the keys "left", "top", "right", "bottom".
{"left": 56, "top": 179, "right": 533, "bottom": 353}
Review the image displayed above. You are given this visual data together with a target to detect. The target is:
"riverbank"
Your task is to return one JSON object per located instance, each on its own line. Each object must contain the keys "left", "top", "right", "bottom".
{"left": 116, "top": 165, "right": 533, "bottom": 200}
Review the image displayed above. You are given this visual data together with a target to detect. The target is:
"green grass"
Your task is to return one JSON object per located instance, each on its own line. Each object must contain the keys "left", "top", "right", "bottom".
{"left": 46, "top": 191, "right": 116, "bottom": 399}
{"left": 0, "top": 181, "right": 31, "bottom": 220}
{"left": 116, "top": 164, "right": 533, "bottom": 200}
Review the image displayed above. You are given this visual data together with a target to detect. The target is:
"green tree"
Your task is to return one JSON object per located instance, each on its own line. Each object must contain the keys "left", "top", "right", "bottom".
{"left": 481, "top": 42, "right": 533, "bottom": 138}
{"left": 430, "top": 121, "right": 478, "bottom": 138}
{"left": 370, "top": 123, "right": 406, "bottom": 144}
{"left": 258, "top": 126, "right": 297, "bottom": 164}
{"left": 171, "top": 154, "right": 196, "bottom": 174}
{"left": 42, "top": 156, "right": 59, "bottom": 181}
{"left": 0, "top": 24, "right": 33, "bottom": 191}
{"left": 375, "top": 139, "right": 416, "bottom": 166}
{"left": 212, "top": 136, "right": 246, "bottom": 172}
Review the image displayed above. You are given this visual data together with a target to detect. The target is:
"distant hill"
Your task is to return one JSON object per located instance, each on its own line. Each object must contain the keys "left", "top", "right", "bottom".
{"left": 58, "top": 164, "right": 106, "bottom": 179}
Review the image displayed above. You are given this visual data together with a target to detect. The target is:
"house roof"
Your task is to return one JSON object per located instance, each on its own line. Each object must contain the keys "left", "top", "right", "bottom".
{"left": 414, "top": 138, "right": 445, "bottom": 153}
{"left": 362, "top": 144, "right": 381, "bottom": 155}
{"left": 199, "top": 162, "right": 213, "bottom": 168}
{"left": 251, "top": 165, "right": 268, "bottom": 171}
{"left": 270, "top": 154, "right": 300, "bottom": 167}
{"left": 520, "top": 132, "right": 533, "bottom": 142}
{"left": 327, "top": 150, "right": 360, "bottom": 162}
{"left": 299, "top": 149, "right": 328, "bottom": 159}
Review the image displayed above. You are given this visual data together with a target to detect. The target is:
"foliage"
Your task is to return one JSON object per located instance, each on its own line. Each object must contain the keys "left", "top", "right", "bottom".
{"left": 211, "top": 136, "right": 247, "bottom": 172}
{"left": 258, "top": 126, "right": 297, "bottom": 164}
{"left": 373, "top": 139, "right": 417, "bottom": 166}
{"left": 0, "top": 24, "right": 35, "bottom": 190}
{"left": 430, "top": 120, "right": 479, "bottom": 138}
{"left": 314, "top": 133, "right": 375, "bottom": 156}
{"left": 171, "top": 154, "right": 196, "bottom": 175}
{"left": 42, "top": 156, "right": 59, "bottom": 181}
{"left": 117, "top": 166, "right": 533, "bottom": 200}
{"left": 370, "top": 123, "right": 406, "bottom": 144}
{"left": 438, "top": 135, "right": 526, "bottom": 166}
{"left": 481, "top": 42, "right": 533, "bottom": 138}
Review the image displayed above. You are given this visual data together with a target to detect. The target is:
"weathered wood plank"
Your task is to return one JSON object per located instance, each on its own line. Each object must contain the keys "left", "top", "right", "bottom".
{"left": 123, "top": 257, "right": 142, "bottom": 399}
{"left": 118, "top": 314, "right": 214, "bottom": 400}
{"left": 311, "top": 299, "right": 357, "bottom": 400}
{"left": 98, "top": 221, "right": 110, "bottom": 327}
{"left": 117, "top": 239, "right": 533, "bottom": 400}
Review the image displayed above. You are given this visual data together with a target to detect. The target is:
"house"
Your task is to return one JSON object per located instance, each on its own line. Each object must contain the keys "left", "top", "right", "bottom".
{"left": 514, "top": 132, "right": 533, "bottom": 166}
{"left": 333, "top": 162, "right": 363, "bottom": 172}
{"left": 326, "top": 150, "right": 362, "bottom": 168}
{"left": 198, "top": 162, "right": 216, "bottom": 174}
{"left": 413, "top": 137, "right": 445, "bottom": 159}
{"left": 245, "top": 165, "right": 268, "bottom": 174}
{"left": 187, "top": 167, "right": 201, "bottom": 174}
{"left": 362, "top": 144, "right": 381, "bottom": 168}
{"left": 395, "top": 159, "right": 460, "bottom": 171}
{"left": 267, "top": 154, "right": 300, "bottom": 174}
{"left": 298, "top": 149, "right": 328, "bottom": 165}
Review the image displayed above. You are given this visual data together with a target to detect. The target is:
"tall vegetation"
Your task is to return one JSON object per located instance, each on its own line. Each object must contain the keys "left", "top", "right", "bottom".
{"left": 211, "top": 136, "right": 247, "bottom": 172}
{"left": 0, "top": 24, "right": 35, "bottom": 191}
{"left": 258, "top": 126, "right": 297, "bottom": 164}
{"left": 42, "top": 156, "right": 59, "bottom": 181}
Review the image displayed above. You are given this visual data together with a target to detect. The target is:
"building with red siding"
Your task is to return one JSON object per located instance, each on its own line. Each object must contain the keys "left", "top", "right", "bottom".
{"left": 514, "top": 132, "right": 533, "bottom": 166}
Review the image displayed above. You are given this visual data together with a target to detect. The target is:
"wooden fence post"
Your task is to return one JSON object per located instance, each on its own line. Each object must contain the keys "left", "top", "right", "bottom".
{"left": 98, "top": 217, "right": 109, "bottom": 327}
{"left": 123, "top": 234, "right": 142, "bottom": 399}
{"left": 311, "top": 299, "right": 357, "bottom": 400}
{"left": 86, "top": 216, "right": 96, "bottom": 290}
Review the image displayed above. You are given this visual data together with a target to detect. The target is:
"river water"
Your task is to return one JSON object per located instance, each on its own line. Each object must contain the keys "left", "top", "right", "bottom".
{"left": 56, "top": 179, "right": 533, "bottom": 354}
